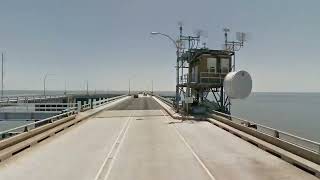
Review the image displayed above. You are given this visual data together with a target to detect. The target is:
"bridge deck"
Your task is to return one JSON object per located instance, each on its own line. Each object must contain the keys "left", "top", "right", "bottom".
{"left": 0, "top": 97, "right": 317, "bottom": 180}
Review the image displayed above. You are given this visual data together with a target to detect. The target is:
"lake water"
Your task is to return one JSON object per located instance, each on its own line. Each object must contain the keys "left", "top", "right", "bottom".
{"left": 231, "top": 92, "right": 320, "bottom": 142}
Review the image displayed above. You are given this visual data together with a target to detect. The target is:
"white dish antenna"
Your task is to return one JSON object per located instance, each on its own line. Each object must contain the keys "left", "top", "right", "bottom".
{"left": 224, "top": 70, "right": 252, "bottom": 99}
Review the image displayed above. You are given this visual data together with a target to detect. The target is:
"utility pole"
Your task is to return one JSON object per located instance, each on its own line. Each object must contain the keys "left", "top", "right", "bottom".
{"left": 86, "top": 80, "right": 89, "bottom": 95}
{"left": 129, "top": 79, "right": 131, "bottom": 95}
{"left": 1, "top": 53, "right": 4, "bottom": 97}
{"left": 151, "top": 80, "right": 153, "bottom": 95}
{"left": 64, "top": 80, "right": 67, "bottom": 95}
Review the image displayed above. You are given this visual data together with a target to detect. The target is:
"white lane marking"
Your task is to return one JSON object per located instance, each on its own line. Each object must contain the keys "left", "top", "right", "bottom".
{"left": 103, "top": 111, "right": 135, "bottom": 180}
{"left": 94, "top": 112, "right": 134, "bottom": 180}
{"left": 160, "top": 110, "right": 217, "bottom": 180}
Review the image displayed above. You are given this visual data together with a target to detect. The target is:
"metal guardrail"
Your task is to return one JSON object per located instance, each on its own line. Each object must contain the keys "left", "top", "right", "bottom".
{"left": 0, "top": 103, "right": 77, "bottom": 112}
{"left": 154, "top": 94, "right": 174, "bottom": 107}
{"left": 0, "top": 108, "right": 77, "bottom": 140}
{"left": 0, "top": 94, "right": 66, "bottom": 103}
{"left": 211, "top": 110, "right": 320, "bottom": 154}
{"left": 92, "top": 94, "right": 128, "bottom": 108}
{"left": 35, "top": 103, "right": 77, "bottom": 112}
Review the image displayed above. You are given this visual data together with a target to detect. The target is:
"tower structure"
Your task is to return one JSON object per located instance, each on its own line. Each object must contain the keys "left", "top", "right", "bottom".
{"left": 176, "top": 26, "right": 246, "bottom": 114}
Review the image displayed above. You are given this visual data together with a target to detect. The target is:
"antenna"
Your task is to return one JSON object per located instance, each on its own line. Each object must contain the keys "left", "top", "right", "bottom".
{"left": 1, "top": 52, "right": 4, "bottom": 97}
{"left": 222, "top": 28, "right": 248, "bottom": 71}
{"left": 236, "top": 32, "right": 247, "bottom": 45}
{"left": 223, "top": 28, "right": 230, "bottom": 50}
{"left": 178, "top": 21, "right": 183, "bottom": 37}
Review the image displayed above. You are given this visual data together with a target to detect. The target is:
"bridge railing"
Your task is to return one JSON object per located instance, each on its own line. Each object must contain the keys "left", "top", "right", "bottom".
{"left": 81, "top": 103, "right": 91, "bottom": 111}
{"left": 92, "top": 94, "right": 128, "bottom": 108}
{"left": 0, "top": 107, "right": 77, "bottom": 140}
{"left": 153, "top": 94, "right": 174, "bottom": 107}
{"left": 79, "top": 94, "right": 128, "bottom": 112}
{"left": 0, "top": 94, "right": 66, "bottom": 103}
{"left": 211, "top": 110, "right": 320, "bottom": 154}
{"left": 0, "top": 102, "right": 77, "bottom": 113}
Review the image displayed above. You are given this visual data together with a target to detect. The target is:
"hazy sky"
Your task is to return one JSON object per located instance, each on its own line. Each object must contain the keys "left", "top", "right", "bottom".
{"left": 0, "top": 0, "right": 319, "bottom": 92}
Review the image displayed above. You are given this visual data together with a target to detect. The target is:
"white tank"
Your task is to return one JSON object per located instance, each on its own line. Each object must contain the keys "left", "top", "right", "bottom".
{"left": 224, "top": 70, "right": 252, "bottom": 99}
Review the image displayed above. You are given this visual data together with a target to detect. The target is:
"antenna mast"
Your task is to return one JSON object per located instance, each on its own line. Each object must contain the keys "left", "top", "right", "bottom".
{"left": 223, "top": 28, "right": 247, "bottom": 71}
{"left": 1, "top": 52, "right": 4, "bottom": 97}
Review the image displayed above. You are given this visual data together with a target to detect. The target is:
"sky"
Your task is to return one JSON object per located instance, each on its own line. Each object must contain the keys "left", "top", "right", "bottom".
{"left": 0, "top": 0, "right": 319, "bottom": 92}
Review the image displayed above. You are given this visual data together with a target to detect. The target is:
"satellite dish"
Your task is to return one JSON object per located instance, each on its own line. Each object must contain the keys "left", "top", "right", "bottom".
{"left": 224, "top": 70, "right": 252, "bottom": 99}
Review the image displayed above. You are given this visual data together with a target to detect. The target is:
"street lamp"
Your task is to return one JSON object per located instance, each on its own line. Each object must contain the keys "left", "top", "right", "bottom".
{"left": 129, "top": 79, "right": 131, "bottom": 95}
{"left": 43, "top": 73, "right": 55, "bottom": 97}
{"left": 150, "top": 31, "right": 180, "bottom": 112}
{"left": 150, "top": 32, "right": 179, "bottom": 49}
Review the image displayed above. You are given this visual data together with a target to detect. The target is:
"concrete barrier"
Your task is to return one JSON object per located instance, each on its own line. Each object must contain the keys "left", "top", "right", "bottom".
{"left": 208, "top": 115, "right": 320, "bottom": 178}
{"left": 210, "top": 113, "right": 320, "bottom": 165}
{"left": 0, "top": 115, "right": 76, "bottom": 151}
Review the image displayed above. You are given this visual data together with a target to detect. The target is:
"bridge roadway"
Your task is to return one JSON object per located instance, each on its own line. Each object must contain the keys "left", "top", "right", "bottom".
{"left": 0, "top": 96, "right": 317, "bottom": 180}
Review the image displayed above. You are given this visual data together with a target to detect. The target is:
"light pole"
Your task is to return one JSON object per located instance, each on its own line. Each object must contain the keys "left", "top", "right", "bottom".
{"left": 150, "top": 32, "right": 180, "bottom": 112}
{"left": 43, "top": 73, "right": 55, "bottom": 97}
{"left": 128, "top": 79, "right": 131, "bottom": 95}
{"left": 1, "top": 52, "right": 4, "bottom": 98}
{"left": 151, "top": 80, "right": 153, "bottom": 95}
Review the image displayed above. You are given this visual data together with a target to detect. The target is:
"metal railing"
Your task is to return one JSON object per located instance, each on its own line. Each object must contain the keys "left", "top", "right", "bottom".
{"left": 92, "top": 95, "right": 128, "bottom": 108}
{"left": 81, "top": 103, "right": 91, "bottom": 111}
{"left": 0, "top": 103, "right": 77, "bottom": 113}
{"left": 79, "top": 94, "right": 128, "bottom": 111}
{"left": 211, "top": 110, "right": 320, "bottom": 154}
{"left": 154, "top": 94, "right": 174, "bottom": 107}
{"left": 199, "top": 72, "right": 227, "bottom": 84}
{"left": 0, "top": 94, "right": 66, "bottom": 104}
{"left": 0, "top": 108, "right": 77, "bottom": 140}
{"left": 35, "top": 103, "right": 77, "bottom": 112}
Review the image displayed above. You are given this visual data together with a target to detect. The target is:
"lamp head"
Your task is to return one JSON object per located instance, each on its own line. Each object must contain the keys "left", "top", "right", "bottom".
{"left": 150, "top": 32, "right": 160, "bottom": 35}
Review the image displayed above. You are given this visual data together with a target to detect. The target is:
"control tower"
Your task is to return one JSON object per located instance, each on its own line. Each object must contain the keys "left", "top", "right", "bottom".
{"left": 179, "top": 49, "right": 234, "bottom": 114}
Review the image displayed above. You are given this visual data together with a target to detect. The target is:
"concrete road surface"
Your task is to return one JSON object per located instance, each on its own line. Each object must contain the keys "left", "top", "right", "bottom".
{"left": 109, "top": 96, "right": 162, "bottom": 110}
{"left": 0, "top": 97, "right": 317, "bottom": 180}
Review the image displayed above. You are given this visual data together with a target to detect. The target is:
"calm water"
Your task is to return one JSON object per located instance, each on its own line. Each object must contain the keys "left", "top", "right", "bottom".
{"left": 231, "top": 92, "right": 320, "bottom": 142}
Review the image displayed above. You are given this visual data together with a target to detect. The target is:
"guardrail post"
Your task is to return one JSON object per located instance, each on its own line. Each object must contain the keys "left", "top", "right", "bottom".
{"left": 88, "top": 99, "right": 92, "bottom": 109}
{"left": 77, "top": 101, "right": 81, "bottom": 112}
{"left": 24, "top": 126, "right": 29, "bottom": 132}
{"left": 274, "top": 130, "right": 280, "bottom": 138}
{"left": 92, "top": 99, "right": 97, "bottom": 108}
